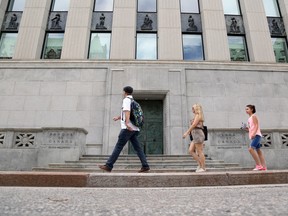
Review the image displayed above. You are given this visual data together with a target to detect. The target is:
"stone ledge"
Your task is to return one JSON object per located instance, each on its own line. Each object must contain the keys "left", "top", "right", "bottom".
{"left": 0, "top": 172, "right": 89, "bottom": 187}
{"left": 0, "top": 171, "right": 287, "bottom": 187}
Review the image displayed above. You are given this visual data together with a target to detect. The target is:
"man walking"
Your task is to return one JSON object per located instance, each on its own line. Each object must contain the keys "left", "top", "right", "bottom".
{"left": 98, "top": 86, "right": 150, "bottom": 173}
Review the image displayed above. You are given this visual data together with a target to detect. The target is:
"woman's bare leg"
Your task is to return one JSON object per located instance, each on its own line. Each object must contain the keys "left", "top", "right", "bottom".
{"left": 189, "top": 142, "right": 200, "bottom": 166}
{"left": 195, "top": 143, "right": 205, "bottom": 170}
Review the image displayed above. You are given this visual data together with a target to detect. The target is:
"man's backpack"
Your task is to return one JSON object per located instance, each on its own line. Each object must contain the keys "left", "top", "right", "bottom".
{"left": 128, "top": 98, "right": 144, "bottom": 128}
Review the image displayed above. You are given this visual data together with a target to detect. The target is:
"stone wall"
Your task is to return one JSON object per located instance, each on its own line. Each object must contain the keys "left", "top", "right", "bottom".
{"left": 0, "top": 127, "right": 87, "bottom": 170}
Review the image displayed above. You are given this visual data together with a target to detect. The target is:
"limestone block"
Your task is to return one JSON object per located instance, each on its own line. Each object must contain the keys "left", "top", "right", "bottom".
{"left": 51, "top": 96, "right": 78, "bottom": 111}
{"left": 69, "top": 0, "right": 93, "bottom": 8}
{"left": 187, "top": 97, "right": 215, "bottom": 112}
{"left": 35, "top": 111, "right": 63, "bottom": 127}
{"left": 240, "top": 0, "right": 266, "bottom": 13}
{"left": 169, "top": 96, "right": 184, "bottom": 127}
{"left": 243, "top": 12, "right": 270, "bottom": 32}
{"left": 168, "top": 70, "right": 182, "bottom": 95}
{"left": 77, "top": 96, "right": 103, "bottom": 111}
{"left": 61, "top": 27, "right": 91, "bottom": 59}
{"left": 260, "top": 72, "right": 285, "bottom": 84}
{"left": 66, "top": 82, "right": 93, "bottom": 96}
{"left": 65, "top": 8, "right": 91, "bottom": 28}
{"left": 224, "top": 83, "right": 254, "bottom": 97}
{"left": 110, "top": 28, "right": 135, "bottom": 59}
{"left": 52, "top": 69, "right": 81, "bottom": 82}
{"left": 169, "top": 127, "right": 185, "bottom": 155}
{"left": 114, "top": 0, "right": 135, "bottom": 8}
{"left": 198, "top": 83, "right": 226, "bottom": 97}
{"left": 7, "top": 111, "right": 36, "bottom": 127}
{"left": 214, "top": 97, "right": 241, "bottom": 112}
{"left": 274, "top": 84, "right": 288, "bottom": 98}
{"left": 20, "top": 7, "right": 48, "bottom": 28}
{"left": 0, "top": 81, "right": 14, "bottom": 95}
{"left": 85, "top": 127, "right": 104, "bottom": 145}
{"left": 14, "top": 82, "right": 41, "bottom": 95}
{"left": 202, "top": 10, "right": 227, "bottom": 30}
{"left": 90, "top": 110, "right": 105, "bottom": 127}
{"left": 186, "top": 70, "right": 212, "bottom": 83}
{"left": 24, "top": 96, "right": 51, "bottom": 111}
{"left": 236, "top": 71, "right": 261, "bottom": 83}
{"left": 200, "top": 0, "right": 224, "bottom": 11}
{"left": 62, "top": 111, "right": 90, "bottom": 127}
{"left": 92, "top": 82, "right": 106, "bottom": 96}
{"left": 158, "top": 28, "right": 182, "bottom": 60}
{"left": 186, "top": 83, "right": 201, "bottom": 97}
{"left": 40, "top": 82, "right": 67, "bottom": 96}
{"left": 81, "top": 69, "right": 107, "bottom": 82}
{"left": 212, "top": 71, "right": 237, "bottom": 83}
{"left": 0, "top": 96, "right": 25, "bottom": 111}
{"left": 0, "top": 111, "right": 9, "bottom": 126}
{"left": 228, "top": 113, "right": 248, "bottom": 128}
{"left": 204, "top": 112, "right": 229, "bottom": 128}
{"left": 25, "top": 0, "right": 51, "bottom": 8}
{"left": 252, "top": 84, "right": 275, "bottom": 97}
{"left": 158, "top": 10, "right": 181, "bottom": 28}
{"left": 112, "top": 8, "right": 136, "bottom": 27}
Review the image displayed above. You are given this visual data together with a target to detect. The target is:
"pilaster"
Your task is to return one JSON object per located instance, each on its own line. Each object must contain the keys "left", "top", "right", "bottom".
{"left": 240, "top": 0, "right": 275, "bottom": 63}
{"left": 200, "top": 0, "right": 230, "bottom": 61}
{"left": 158, "top": 0, "right": 182, "bottom": 60}
{"left": 110, "top": 0, "right": 136, "bottom": 60}
{"left": 0, "top": 0, "right": 8, "bottom": 27}
{"left": 13, "top": 0, "right": 50, "bottom": 59}
{"left": 61, "top": 0, "right": 94, "bottom": 59}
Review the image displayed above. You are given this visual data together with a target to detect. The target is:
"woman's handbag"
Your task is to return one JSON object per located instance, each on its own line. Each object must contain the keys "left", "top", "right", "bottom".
{"left": 189, "top": 126, "right": 208, "bottom": 141}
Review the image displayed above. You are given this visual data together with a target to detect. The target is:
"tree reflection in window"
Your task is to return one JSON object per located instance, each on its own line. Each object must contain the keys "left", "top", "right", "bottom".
{"left": 43, "top": 33, "right": 64, "bottom": 59}
{"left": 89, "top": 33, "right": 111, "bottom": 59}
{"left": 228, "top": 36, "right": 248, "bottom": 61}
{"left": 0, "top": 33, "right": 18, "bottom": 59}
{"left": 272, "top": 38, "right": 288, "bottom": 63}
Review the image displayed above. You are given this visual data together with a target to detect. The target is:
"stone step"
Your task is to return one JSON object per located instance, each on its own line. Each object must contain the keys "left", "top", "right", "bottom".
{"left": 80, "top": 155, "right": 211, "bottom": 160}
{"left": 67, "top": 160, "right": 227, "bottom": 164}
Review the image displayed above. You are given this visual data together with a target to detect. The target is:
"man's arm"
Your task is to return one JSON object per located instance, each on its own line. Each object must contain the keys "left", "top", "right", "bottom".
{"left": 124, "top": 110, "right": 133, "bottom": 131}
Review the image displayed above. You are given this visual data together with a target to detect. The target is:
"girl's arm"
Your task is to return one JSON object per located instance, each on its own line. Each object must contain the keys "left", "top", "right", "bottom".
{"left": 183, "top": 115, "right": 200, "bottom": 138}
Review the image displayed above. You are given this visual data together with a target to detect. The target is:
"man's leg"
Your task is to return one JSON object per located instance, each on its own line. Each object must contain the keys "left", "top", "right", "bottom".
{"left": 130, "top": 131, "right": 149, "bottom": 169}
{"left": 105, "top": 129, "right": 132, "bottom": 170}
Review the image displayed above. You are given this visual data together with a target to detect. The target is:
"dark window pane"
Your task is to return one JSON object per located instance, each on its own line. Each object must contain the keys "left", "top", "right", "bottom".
{"left": 180, "top": 0, "right": 199, "bottom": 13}
{"left": 272, "top": 38, "right": 288, "bottom": 63}
{"left": 228, "top": 36, "right": 248, "bottom": 61}
{"left": 138, "top": 0, "right": 156, "bottom": 12}
{"left": 89, "top": 33, "right": 111, "bottom": 59}
{"left": 42, "top": 33, "right": 64, "bottom": 59}
{"left": 183, "top": 34, "right": 203, "bottom": 61}
{"left": 136, "top": 33, "right": 157, "bottom": 60}
{"left": 263, "top": 0, "right": 280, "bottom": 17}
{"left": 0, "top": 33, "right": 18, "bottom": 58}
{"left": 8, "top": 0, "right": 26, "bottom": 11}
{"left": 52, "top": 0, "right": 70, "bottom": 11}
{"left": 95, "top": 0, "right": 114, "bottom": 11}
{"left": 222, "top": 0, "right": 240, "bottom": 15}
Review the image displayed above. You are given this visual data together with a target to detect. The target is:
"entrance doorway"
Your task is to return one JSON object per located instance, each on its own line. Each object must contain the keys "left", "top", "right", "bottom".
{"left": 128, "top": 100, "right": 163, "bottom": 155}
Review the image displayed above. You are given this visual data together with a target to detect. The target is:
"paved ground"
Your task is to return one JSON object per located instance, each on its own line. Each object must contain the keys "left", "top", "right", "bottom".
{"left": 0, "top": 185, "right": 287, "bottom": 216}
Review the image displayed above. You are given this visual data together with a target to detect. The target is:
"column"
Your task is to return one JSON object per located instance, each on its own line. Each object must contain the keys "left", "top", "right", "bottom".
{"left": 240, "top": 0, "right": 275, "bottom": 63}
{"left": 13, "top": 0, "right": 50, "bottom": 59}
{"left": 0, "top": 0, "right": 8, "bottom": 26}
{"left": 61, "top": 0, "right": 94, "bottom": 59}
{"left": 110, "top": 0, "right": 136, "bottom": 59}
{"left": 158, "top": 0, "right": 182, "bottom": 60}
{"left": 278, "top": 0, "right": 288, "bottom": 42}
{"left": 200, "top": 0, "right": 230, "bottom": 61}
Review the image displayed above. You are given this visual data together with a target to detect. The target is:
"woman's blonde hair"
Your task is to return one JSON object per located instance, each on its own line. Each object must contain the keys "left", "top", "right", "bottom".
{"left": 193, "top": 104, "right": 204, "bottom": 122}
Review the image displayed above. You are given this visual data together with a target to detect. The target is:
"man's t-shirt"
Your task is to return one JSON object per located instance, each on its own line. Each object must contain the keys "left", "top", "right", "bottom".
{"left": 121, "top": 95, "right": 140, "bottom": 131}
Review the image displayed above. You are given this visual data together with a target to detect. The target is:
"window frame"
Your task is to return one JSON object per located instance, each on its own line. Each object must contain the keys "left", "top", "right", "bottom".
{"left": 263, "top": 0, "right": 281, "bottom": 18}
{"left": 222, "top": 0, "right": 242, "bottom": 16}
{"left": 88, "top": 32, "right": 112, "bottom": 60}
{"left": 136, "top": 32, "right": 158, "bottom": 60}
{"left": 182, "top": 33, "right": 204, "bottom": 61}
{"left": 50, "top": 0, "right": 70, "bottom": 12}
{"left": 94, "top": 0, "right": 114, "bottom": 12}
{"left": 227, "top": 35, "right": 249, "bottom": 62}
{"left": 6, "top": 0, "right": 26, "bottom": 12}
{"left": 137, "top": 0, "right": 157, "bottom": 13}
{"left": 180, "top": 0, "right": 200, "bottom": 14}
{"left": 0, "top": 32, "right": 18, "bottom": 59}
{"left": 271, "top": 36, "right": 288, "bottom": 63}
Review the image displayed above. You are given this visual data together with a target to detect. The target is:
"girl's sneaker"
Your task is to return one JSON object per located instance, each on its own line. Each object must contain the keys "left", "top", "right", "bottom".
{"left": 253, "top": 165, "right": 264, "bottom": 171}
{"left": 196, "top": 168, "right": 206, "bottom": 173}
{"left": 196, "top": 165, "right": 200, "bottom": 172}
{"left": 260, "top": 166, "right": 267, "bottom": 171}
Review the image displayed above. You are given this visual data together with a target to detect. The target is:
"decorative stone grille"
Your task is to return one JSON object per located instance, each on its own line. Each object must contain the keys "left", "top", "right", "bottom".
{"left": 0, "top": 133, "right": 5, "bottom": 147}
{"left": 281, "top": 133, "right": 288, "bottom": 148}
{"left": 261, "top": 133, "right": 272, "bottom": 148}
{"left": 14, "top": 133, "right": 35, "bottom": 148}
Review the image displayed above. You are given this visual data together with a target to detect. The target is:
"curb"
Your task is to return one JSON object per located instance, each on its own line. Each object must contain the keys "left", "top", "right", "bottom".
{"left": 0, "top": 171, "right": 287, "bottom": 187}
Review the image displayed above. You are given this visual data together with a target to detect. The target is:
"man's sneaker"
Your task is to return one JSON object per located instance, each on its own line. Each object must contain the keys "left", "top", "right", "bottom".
{"left": 138, "top": 167, "right": 150, "bottom": 173}
{"left": 253, "top": 165, "right": 264, "bottom": 171}
{"left": 98, "top": 165, "right": 112, "bottom": 172}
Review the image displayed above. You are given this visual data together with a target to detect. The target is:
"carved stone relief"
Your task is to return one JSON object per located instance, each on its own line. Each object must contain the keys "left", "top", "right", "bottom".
{"left": 267, "top": 17, "right": 286, "bottom": 36}
{"left": 181, "top": 14, "right": 202, "bottom": 33}
{"left": 225, "top": 15, "right": 245, "bottom": 35}
{"left": 47, "top": 12, "right": 68, "bottom": 31}
{"left": 137, "top": 13, "right": 157, "bottom": 32}
{"left": 91, "top": 12, "right": 113, "bottom": 31}
{"left": 1, "top": 12, "right": 22, "bottom": 31}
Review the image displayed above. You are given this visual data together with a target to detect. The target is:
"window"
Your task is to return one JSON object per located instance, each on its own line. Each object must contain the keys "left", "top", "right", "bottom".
{"left": 228, "top": 36, "right": 248, "bottom": 61}
{"left": 51, "top": 0, "right": 70, "bottom": 11}
{"left": 94, "top": 0, "right": 114, "bottom": 11}
{"left": 42, "top": 33, "right": 64, "bottom": 59}
{"left": 89, "top": 33, "right": 111, "bottom": 59}
{"left": 182, "top": 34, "right": 203, "bottom": 60}
{"left": 136, "top": 33, "right": 157, "bottom": 60}
{"left": 138, "top": 0, "right": 156, "bottom": 12}
{"left": 7, "top": 0, "right": 26, "bottom": 11}
{"left": 222, "top": 0, "right": 240, "bottom": 15}
{"left": 0, "top": 33, "right": 18, "bottom": 58}
{"left": 272, "top": 38, "right": 288, "bottom": 63}
{"left": 180, "top": 0, "right": 199, "bottom": 13}
{"left": 263, "top": 0, "right": 280, "bottom": 17}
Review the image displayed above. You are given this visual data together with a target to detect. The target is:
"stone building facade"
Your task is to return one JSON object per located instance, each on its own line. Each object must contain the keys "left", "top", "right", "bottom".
{"left": 0, "top": 0, "right": 288, "bottom": 170}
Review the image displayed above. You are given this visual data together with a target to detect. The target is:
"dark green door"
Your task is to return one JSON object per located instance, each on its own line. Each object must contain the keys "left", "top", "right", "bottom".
{"left": 129, "top": 100, "right": 163, "bottom": 155}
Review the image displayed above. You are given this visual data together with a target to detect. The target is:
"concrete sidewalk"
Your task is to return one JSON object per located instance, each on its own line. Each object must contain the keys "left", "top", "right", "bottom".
{"left": 0, "top": 170, "right": 288, "bottom": 187}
